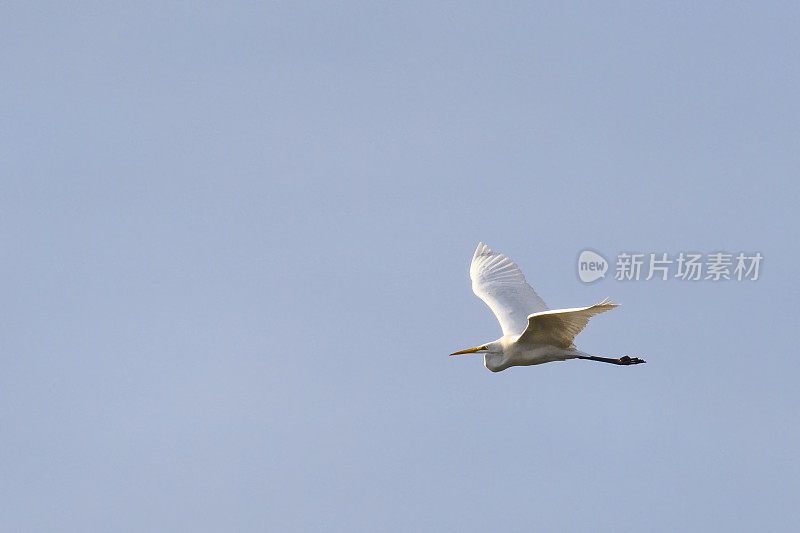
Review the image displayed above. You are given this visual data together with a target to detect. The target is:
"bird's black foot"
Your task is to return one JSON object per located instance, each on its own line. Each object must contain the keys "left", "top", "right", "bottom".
{"left": 618, "top": 355, "right": 646, "bottom": 365}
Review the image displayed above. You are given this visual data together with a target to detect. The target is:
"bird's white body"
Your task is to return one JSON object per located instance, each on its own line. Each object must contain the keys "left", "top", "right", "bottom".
{"left": 482, "top": 337, "right": 586, "bottom": 372}
{"left": 451, "top": 243, "right": 644, "bottom": 371}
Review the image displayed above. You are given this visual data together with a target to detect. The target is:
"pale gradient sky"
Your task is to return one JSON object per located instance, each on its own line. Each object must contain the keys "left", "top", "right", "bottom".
{"left": 2, "top": 2, "right": 799, "bottom": 531}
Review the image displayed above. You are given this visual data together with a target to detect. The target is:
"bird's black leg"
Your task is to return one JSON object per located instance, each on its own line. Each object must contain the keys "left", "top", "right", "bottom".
{"left": 576, "top": 355, "right": 646, "bottom": 365}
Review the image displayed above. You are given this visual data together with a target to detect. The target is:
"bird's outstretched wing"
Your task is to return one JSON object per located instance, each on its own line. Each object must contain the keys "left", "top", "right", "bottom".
{"left": 470, "top": 242, "right": 549, "bottom": 336}
{"left": 517, "top": 298, "right": 619, "bottom": 349}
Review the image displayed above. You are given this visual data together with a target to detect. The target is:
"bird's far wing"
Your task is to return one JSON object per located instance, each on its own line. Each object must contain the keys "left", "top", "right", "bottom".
{"left": 517, "top": 298, "right": 619, "bottom": 349}
{"left": 470, "top": 242, "right": 549, "bottom": 336}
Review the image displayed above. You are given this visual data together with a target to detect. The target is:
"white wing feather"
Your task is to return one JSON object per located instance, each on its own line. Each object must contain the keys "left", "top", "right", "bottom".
{"left": 517, "top": 298, "right": 619, "bottom": 349}
{"left": 469, "top": 243, "right": 549, "bottom": 336}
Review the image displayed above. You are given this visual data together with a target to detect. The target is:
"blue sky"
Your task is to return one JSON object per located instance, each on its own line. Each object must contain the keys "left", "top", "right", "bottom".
{"left": 2, "top": 2, "right": 799, "bottom": 531}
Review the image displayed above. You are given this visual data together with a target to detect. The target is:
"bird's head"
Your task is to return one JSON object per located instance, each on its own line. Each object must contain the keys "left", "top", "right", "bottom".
{"left": 449, "top": 341, "right": 501, "bottom": 357}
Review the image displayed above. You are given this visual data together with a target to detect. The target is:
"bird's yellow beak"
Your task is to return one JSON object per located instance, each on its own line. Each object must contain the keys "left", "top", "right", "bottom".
{"left": 450, "top": 345, "right": 488, "bottom": 356}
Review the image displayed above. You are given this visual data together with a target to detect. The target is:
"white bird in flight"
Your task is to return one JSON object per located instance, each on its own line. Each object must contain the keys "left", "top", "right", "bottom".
{"left": 451, "top": 243, "right": 645, "bottom": 372}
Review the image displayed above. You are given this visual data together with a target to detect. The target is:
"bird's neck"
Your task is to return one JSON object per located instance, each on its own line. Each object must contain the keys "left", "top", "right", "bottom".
{"left": 483, "top": 353, "right": 506, "bottom": 373}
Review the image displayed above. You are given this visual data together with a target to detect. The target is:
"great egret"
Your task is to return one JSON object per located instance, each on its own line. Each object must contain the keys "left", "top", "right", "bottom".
{"left": 451, "top": 243, "right": 645, "bottom": 372}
